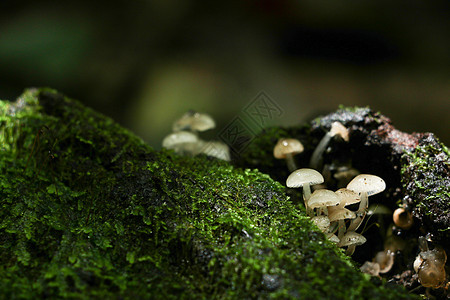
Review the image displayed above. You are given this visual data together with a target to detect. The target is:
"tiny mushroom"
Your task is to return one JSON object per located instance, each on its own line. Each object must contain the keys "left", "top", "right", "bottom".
{"left": 360, "top": 261, "right": 381, "bottom": 277}
{"left": 338, "top": 231, "right": 367, "bottom": 256}
{"left": 310, "top": 121, "right": 349, "bottom": 170}
{"left": 173, "top": 111, "right": 216, "bottom": 133}
{"left": 273, "top": 138, "right": 304, "bottom": 172}
{"left": 308, "top": 189, "right": 340, "bottom": 217}
{"left": 311, "top": 215, "right": 330, "bottom": 233}
{"left": 346, "top": 174, "right": 386, "bottom": 231}
{"left": 197, "top": 140, "right": 231, "bottom": 161}
{"left": 393, "top": 207, "right": 414, "bottom": 230}
{"left": 286, "top": 168, "right": 324, "bottom": 216}
{"left": 414, "top": 236, "right": 448, "bottom": 289}
{"left": 162, "top": 131, "right": 200, "bottom": 155}
{"left": 373, "top": 250, "right": 394, "bottom": 274}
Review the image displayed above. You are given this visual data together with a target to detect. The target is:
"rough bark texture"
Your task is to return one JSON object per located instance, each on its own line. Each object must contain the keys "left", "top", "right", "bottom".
{"left": 1, "top": 89, "right": 445, "bottom": 298}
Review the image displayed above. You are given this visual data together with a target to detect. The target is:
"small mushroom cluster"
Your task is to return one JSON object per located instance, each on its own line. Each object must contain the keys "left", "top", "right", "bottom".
{"left": 286, "top": 167, "right": 386, "bottom": 256}
{"left": 162, "top": 111, "right": 230, "bottom": 161}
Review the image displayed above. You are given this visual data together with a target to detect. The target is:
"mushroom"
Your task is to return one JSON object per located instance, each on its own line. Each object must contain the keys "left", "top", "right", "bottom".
{"left": 327, "top": 205, "right": 356, "bottom": 240}
{"left": 393, "top": 207, "right": 414, "bottom": 230}
{"left": 373, "top": 250, "right": 394, "bottom": 274}
{"left": 360, "top": 261, "right": 381, "bottom": 277}
{"left": 338, "top": 231, "right": 367, "bottom": 256}
{"left": 346, "top": 174, "right": 386, "bottom": 231}
{"left": 414, "top": 236, "right": 447, "bottom": 289}
{"left": 162, "top": 131, "right": 200, "bottom": 154}
{"left": 333, "top": 188, "right": 360, "bottom": 239}
{"left": 286, "top": 168, "right": 324, "bottom": 216}
{"left": 310, "top": 121, "right": 349, "bottom": 170}
{"left": 308, "top": 189, "right": 341, "bottom": 216}
{"left": 172, "top": 111, "right": 215, "bottom": 133}
{"left": 325, "top": 232, "right": 340, "bottom": 244}
{"left": 311, "top": 215, "right": 331, "bottom": 233}
{"left": 273, "top": 138, "right": 304, "bottom": 172}
{"left": 197, "top": 140, "right": 231, "bottom": 161}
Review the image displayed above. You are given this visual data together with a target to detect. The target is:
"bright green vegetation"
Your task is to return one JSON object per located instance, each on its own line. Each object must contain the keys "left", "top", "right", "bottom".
{"left": 0, "top": 89, "right": 416, "bottom": 298}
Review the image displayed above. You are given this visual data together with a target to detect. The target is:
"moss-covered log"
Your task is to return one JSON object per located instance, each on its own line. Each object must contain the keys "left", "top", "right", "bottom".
{"left": 1, "top": 89, "right": 441, "bottom": 298}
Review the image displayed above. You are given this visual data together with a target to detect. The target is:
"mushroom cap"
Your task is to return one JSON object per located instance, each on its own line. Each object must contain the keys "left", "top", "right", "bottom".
{"left": 198, "top": 141, "right": 230, "bottom": 161}
{"left": 162, "top": 131, "right": 199, "bottom": 149}
{"left": 273, "top": 138, "right": 304, "bottom": 159}
{"left": 326, "top": 233, "right": 340, "bottom": 243}
{"left": 346, "top": 174, "right": 386, "bottom": 196}
{"left": 335, "top": 188, "right": 361, "bottom": 206}
{"left": 308, "top": 189, "right": 340, "bottom": 209}
{"left": 374, "top": 250, "right": 394, "bottom": 273}
{"left": 360, "top": 261, "right": 380, "bottom": 276}
{"left": 311, "top": 215, "right": 330, "bottom": 232}
{"left": 327, "top": 206, "right": 356, "bottom": 222}
{"left": 173, "top": 111, "right": 216, "bottom": 132}
{"left": 286, "top": 168, "right": 324, "bottom": 188}
{"left": 392, "top": 207, "right": 414, "bottom": 229}
{"left": 329, "top": 121, "right": 349, "bottom": 142}
{"left": 337, "top": 231, "right": 367, "bottom": 247}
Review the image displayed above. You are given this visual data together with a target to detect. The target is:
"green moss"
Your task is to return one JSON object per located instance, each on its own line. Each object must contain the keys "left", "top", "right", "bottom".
{"left": 401, "top": 135, "right": 450, "bottom": 235}
{"left": 0, "top": 89, "right": 416, "bottom": 298}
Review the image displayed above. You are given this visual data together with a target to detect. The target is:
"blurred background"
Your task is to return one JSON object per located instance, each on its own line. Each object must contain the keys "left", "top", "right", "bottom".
{"left": 0, "top": 0, "right": 449, "bottom": 148}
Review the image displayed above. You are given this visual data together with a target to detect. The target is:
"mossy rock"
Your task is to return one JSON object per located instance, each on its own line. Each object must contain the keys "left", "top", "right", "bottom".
{"left": 0, "top": 89, "right": 432, "bottom": 298}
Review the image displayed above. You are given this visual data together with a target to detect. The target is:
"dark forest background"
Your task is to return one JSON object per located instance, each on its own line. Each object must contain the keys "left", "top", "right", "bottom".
{"left": 1, "top": 1, "right": 448, "bottom": 148}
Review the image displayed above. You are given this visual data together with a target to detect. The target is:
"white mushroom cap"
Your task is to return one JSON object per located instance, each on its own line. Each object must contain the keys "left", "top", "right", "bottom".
{"left": 327, "top": 206, "right": 356, "bottom": 222}
{"left": 308, "top": 189, "right": 340, "bottom": 209}
{"left": 286, "top": 168, "right": 324, "bottom": 188}
{"left": 329, "top": 121, "right": 349, "bottom": 142}
{"left": 326, "top": 233, "right": 340, "bottom": 243}
{"left": 337, "top": 231, "right": 367, "bottom": 247}
{"left": 311, "top": 215, "right": 330, "bottom": 232}
{"left": 360, "top": 261, "right": 381, "bottom": 276}
{"left": 374, "top": 250, "right": 394, "bottom": 274}
{"left": 173, "top": 111, "right": 216, "bottom": 132}
{"left": 346, "top": 174, "right": 386, "bottom": 196}
{"left": 197, "top": 140, "right": 231, "bottom": 161}
{"left": 335, "top": 188, "right": 361, "bottom": 207}
{"left": 273, "top": 138, "right": 304, "bottom": 159}
{"left": 162, "top": 131, "right": 199, "bottom": 149}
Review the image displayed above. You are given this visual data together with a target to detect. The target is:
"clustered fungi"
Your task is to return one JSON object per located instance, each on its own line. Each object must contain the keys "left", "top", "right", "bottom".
{"left": 286, "top": 167, "right": 385, "bottom": 256}
{"left": 162, "top": 111, "right": 230, "bottom": 161}
{"left": 276, "top": 122, "right": 386, "bottom": 256}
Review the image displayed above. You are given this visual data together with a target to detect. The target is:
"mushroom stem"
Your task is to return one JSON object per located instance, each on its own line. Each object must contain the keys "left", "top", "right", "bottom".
{"left": 285, "top": 153, "right": 297, "bottom": 172}
{"left": 346, "top": 245, "right": 356, "bottom": 256}
{"left": 347, "top": 191, "right": 368, "bottom": 231}
{"left": 310, "top": 133, "right": 332, "bottom": 170}
{"left": 338, "top": 220, "right": 345, "bottom": 240}
{"left": 302, "top": 183, "right": 314, "bottom": 216}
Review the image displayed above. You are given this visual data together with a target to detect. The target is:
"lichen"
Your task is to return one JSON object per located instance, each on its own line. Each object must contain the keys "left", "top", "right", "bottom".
{"left": 0, "top": 89, "right": 417, "bottom": 298}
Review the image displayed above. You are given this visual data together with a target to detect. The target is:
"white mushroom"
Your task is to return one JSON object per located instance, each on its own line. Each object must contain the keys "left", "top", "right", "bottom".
{"left": 346, "top": 174, "right": 386, "bottom": 231}
{"left": 286, "top": 168, "right": 324, "bottom": 216}
{"left": 162, "top": 131, "right": 200, "bottom": 154}
{"left": 197, "top": 140, "right": 231, "bottom": 161}
{"left": 311, "top": 215, "right": 331, "bottom": 232}
{"left": 273, "top": 138, "right": 304, "bottom": 172}
{"left": 360, "top": 261, "right": 381, "bottom": 277}
{"left": 173, "top": 111, "right": 215, "bottom": 133}
{"left": 308, "top": 189, "right": 340, "bottom": 216}
{"left": 338, "top": 231, "right": 367, "bottom": 256}
{"left": 374, "top": 250, "right": 394, "bottom": 274}
{"left": 310, "top": 121, "right": 349, "bottom": 170}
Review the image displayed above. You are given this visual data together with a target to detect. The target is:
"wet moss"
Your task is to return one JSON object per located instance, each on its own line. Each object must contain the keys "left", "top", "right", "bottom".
{"left": 0, "top": 89, "right": 417, "bottom": 298}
